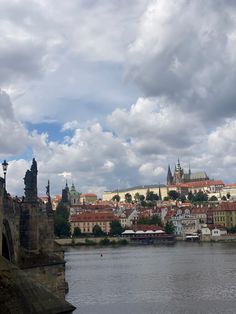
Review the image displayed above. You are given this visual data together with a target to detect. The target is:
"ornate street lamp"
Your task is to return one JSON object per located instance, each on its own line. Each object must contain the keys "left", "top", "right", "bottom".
{"left": 2, "top": 160, "right": 8, "bottom": 190}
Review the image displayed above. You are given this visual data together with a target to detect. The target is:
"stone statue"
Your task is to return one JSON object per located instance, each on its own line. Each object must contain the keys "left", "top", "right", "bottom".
{"left": 24, "top": 158, "right": 38, "bottom": 202}
{"left": 46, "top": 180, "right": 50, "bottom": 198}
{"left": 46, "top": 180, "right": 53, "bottom": 215}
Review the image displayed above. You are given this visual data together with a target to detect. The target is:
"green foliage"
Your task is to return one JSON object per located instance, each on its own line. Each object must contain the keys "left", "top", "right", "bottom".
{"left": 140, "top": 200, "right": 147, "bottom": 207}
{"left": 139, "top": 195, "right": 145, "bottom": 201}
{"left": 92, "top": 224, "right": 104, "bottom": 237}
{"left": 134, "top": 192, "right": 140, "bottom": 202}
{"left": 125, "top": 193, "right": 132, "bottom": 203}
{"left": 179, "top": 194, "right": 186, "bottom": 202}
{"left": 112, "top": 194, "right": 120, "bottom": 202}
{"left": 73, "top": 227, "right": 82, "bottom": 237}
{"left": 187, "top": 191, "right": 193, "bottom": 201}
{"left": 221, "top": 195, "right": 227, "bottom": 201}
{"left": 110, "top": 220, "right": 123, "bottom": 236}
{"left": 163, "top": 196, "right": 169, "bottom": 201}
{"left": 137, "top": 216, "right": 150, "bottom": 225}
{"left": 137, "top": 214, "right": 163, "bottom": 226}
{"left": 146, "top": 190, "right": 159, "bottom": 202}
{"left": 192, "top": 191, "right": 208, "bottom": 202}
{"left": 54, "top": 203, "right": 70, "bottom": 237}
{"left": 99, "top": 238, "right": 110, "bottom": 245}
{"left": 117, "top": 239, "right": 128, "bottom": 245}
{"left": 168, "top": 190, "right": 180, "bottom": 200}
{"left": 209, "top": 195, "right": 218, "bottom": 202}
{"left": 85, "top": 238, "right": 96, "bottom": 245}
{"left": 227, "top": 226, "right": 236, "bottom": 233}
{"left": 227, "top": 193, "right": 231, "bottom": 200}
{"left": 150, "top": 214, "right": 163, "bottom": 227}
{"left": 165, "top": 220, "right": 175, "bottom": 234}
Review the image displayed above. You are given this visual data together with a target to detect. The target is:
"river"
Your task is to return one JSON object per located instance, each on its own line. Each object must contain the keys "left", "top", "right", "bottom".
{"left": 65, "top": 242, "right": 236, "bottom": 314}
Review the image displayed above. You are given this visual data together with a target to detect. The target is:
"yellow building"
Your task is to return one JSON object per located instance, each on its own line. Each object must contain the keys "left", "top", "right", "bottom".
{"left": 70, "top": 212, "right": 118, "bottom": 234}
{"left": 103, "top": 184, "right": 169, "bottom": 202}
{"left": 221, "top": 184, "right": 236, "bottom": 200}
{"left": 213, "top": 202, "right": 236, "bottom": 228}
{"left": 80, "top": 193, "right": 97, "bottom": 204}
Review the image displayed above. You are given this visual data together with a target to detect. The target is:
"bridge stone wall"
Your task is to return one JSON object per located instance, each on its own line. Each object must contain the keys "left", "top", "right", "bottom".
{"left": 0, "top": 159, "right": 71, "bottom": 301}
{"left": 0, "top": 178, "right": 3, "bottom": 256}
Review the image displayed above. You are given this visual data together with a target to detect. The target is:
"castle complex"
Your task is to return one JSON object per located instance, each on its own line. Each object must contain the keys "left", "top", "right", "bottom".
{"left": 167, "top": 159, "right": 209, "bottom": 185}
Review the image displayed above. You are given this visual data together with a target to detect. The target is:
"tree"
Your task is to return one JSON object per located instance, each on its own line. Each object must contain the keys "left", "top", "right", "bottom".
{"left": 92, "top": 224, "right": 104, "bottom": 237}
{"left": 179, "top": 194, "right": 186, "bottom": 202}
{"left": 163, "top": 196, "right": 169, "bottom": 201}
{"left": 73, "top": 227, "right": 81, "bottom": 237}
{"left": 110, "top": 220, "right": 123, "bottom": 236}
{"left": 227, "top": 193, "right": 231, "bottom": 200}
{"left": 168, "top": 190, "right": 180, "bottom": 200}
{"left": 125, "top": 193, "right": 132, "bottom": 203}
{"left": 112, "top": 194, "right": 120, "bottom": 202}
{"left": 221, "top": 195, "right": 227, "bottom": 201}
{"left": 139, "top": 195, "right": 145, "bottom": 201}
{"left": 165, "top": 220, "right": 175, "bottom": 234}
{"left": 150, "top": 214, "right": 163, "bottom": 227}
{"left": 54, "top": 203, "right": 70, "bottom": 237}
{"left": 192, "top": 191, "right": 208, "bottom": 202}
{"left": 209, "top": 195, "right": 218, "bottom": 202}
{"left": 146, "top": 190, "right": 159, "bottom": 202}
{"left": 137, "top": 214, "right": 163, "bottom": 227}
{"left": 146, "top": 188, "right": 150, "bottom": 200}
{"left": 140, "top": 200, "right": 147, "bottom": 207}
{"left": 187, "top": 191, "right": 193, "bottom": 201}
{"left": 137, "top": 216, "right": 150, "bottom": 225}
{"left": 134, "top": 192, "right": 140, "bottom": 202}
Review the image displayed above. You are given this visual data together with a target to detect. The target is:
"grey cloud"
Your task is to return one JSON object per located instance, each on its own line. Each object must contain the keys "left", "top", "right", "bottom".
{"left": 108, "top": 97, "right": 206, "bottom": 155}
{"left": 127, "top": 0, "right": 236, "bottom": 123}
{"left": 0, "top": 41, "right": 47, "bottom": 84}
{"left": 0, "top": 91, "right": 28, "bottom": 155}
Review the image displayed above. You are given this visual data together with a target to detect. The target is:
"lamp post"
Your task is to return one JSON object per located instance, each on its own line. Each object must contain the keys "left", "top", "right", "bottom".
{"left": 2, "top": 160, "right": 8, "bottom": 191}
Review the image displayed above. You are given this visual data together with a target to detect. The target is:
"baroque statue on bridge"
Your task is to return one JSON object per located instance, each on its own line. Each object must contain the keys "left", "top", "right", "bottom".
{"left": 24, "top": 158, "right": 38, "bottom": 202}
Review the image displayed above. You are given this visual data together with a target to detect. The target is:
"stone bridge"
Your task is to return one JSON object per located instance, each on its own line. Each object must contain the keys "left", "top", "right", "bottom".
{"left": 0, "top": 159, "right": 75, "bottom": 313}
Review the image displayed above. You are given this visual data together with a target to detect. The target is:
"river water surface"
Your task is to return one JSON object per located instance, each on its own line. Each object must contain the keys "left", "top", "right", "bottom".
{"left": 65, "top": 242, "right": 236, "bottom": 314}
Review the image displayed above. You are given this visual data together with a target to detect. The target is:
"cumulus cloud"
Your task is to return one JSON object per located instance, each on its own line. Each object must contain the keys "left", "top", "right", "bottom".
{"left": 108, "top": 97, "right": 206, "bottom": 155}
{"left": 127, "top": 0, "right": 236, "bottom": 123}
{"left": 0, "top": 90, "right": 28, "bottom": 156}
{"left": 2, "top": 1, "right": 236, "bottom": 197}
{"left": 0, "top": 0, "right": 148, "bottom": 123}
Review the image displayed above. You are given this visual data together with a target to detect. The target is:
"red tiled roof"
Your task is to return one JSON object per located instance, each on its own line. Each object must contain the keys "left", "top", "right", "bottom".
{"left": 218, "top": 202, "right": 236, "bottom": 211}
{"left": 133, "top": 225, "right": 163, "bottom": 232}
{"left": 165, "top": 210, "right": 175, "bottom": 218}
{"left": 80, "top": 193, "right": 97, "bottom": 197}
{"left": 191, "top": 207, "right": 208, "bottom": 214}
{"left": 207, "top": 224, "right": 226, "bottom": 230}
{"left": 170, "top": 180, "right": 224, "bottom": 188}
{"left": 70, "top": 212, "right": 118, "bottom": 222}
{"left": 224, "top": 184, "right": 236, "bottom": 188}
{"left": 70, "top": 204, "right": 113, "bottom": 210}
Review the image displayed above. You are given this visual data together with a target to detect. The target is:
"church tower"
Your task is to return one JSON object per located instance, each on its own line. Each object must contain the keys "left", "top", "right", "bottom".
{"left": 174, "top": 159, "right": 184, "bottom": 184}
{"left": 167, "top": 165, "right": 173, "bottom": 185}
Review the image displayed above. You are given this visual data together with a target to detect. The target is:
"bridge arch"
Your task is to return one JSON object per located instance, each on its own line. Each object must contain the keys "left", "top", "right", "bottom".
{"left": 2, "top": 218, "right": 14, "bottom": 262}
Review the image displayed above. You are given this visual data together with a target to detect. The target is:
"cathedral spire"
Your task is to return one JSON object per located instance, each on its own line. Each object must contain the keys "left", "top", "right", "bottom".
{"left": 176, "top": 158, "right": 181, "bottom": 170}
{"left": 167, "top": 164, "right": 173, "bottom": 185}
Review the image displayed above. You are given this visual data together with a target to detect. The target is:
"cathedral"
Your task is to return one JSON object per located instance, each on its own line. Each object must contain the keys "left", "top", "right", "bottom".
{"left": 167, "top": 159, "right": 209, "bottom": 185}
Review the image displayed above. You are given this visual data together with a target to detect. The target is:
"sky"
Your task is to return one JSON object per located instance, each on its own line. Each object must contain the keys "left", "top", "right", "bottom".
{"left": 1, "top": 0, "right": 236, "bottom": 197}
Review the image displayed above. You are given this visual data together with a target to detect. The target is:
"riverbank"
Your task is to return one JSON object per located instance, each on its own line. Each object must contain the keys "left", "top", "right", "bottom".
{"left": 55, "top": 237, "right": 128, "bottom": 246}
{"left": 56, "top": 234, "right": 236, "bottom": 247}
